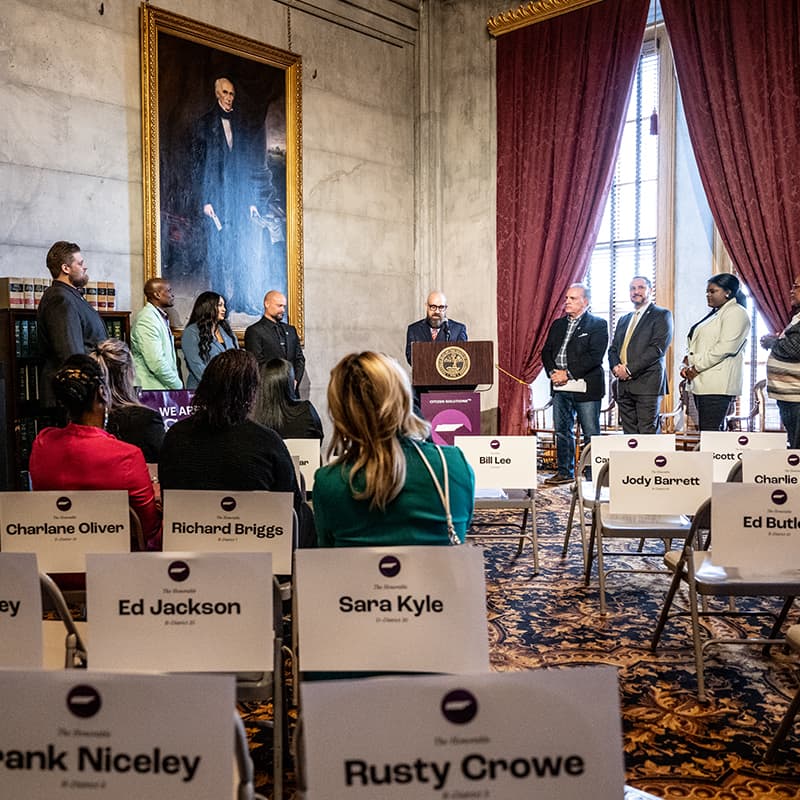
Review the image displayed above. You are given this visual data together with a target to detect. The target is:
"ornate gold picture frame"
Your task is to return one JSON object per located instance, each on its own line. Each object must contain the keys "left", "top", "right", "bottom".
{"left": 141, "top": 5, "right": 303, "bottom": 338}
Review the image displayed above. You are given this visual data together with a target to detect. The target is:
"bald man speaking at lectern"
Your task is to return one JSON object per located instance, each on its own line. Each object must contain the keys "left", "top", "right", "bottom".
{"left": 405, "top": 291, "right": 468, "bottom": 365}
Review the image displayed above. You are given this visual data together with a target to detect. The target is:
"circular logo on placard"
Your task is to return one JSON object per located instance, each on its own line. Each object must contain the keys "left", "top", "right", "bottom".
{"left": 654, "top": 455, "right": 667, "bottom": 467}
{"left": 771, "top": 489, "right": 788, "bottom": 505}
{"left": 56, "top": 496, "right": 72, "bottom": 512}
{"left": 789, "top": 454, "right": 800, "bottom": 467}
{"left": 738, "top": 435, "right": 749, "bottom": 446}
{"left": 168, "top": 560, "right": 191, "bottom": 582}
{"left": 220, "top": 496, "right": 237, "bottom": 512}
{"left": 627, "top": 439, "right": 639, "bottom": 449}
{"left": 435, "top": 347, "right": 471, "bottom": 381}
{"left": 441, "top": 689, "right": 478, "bottom": 724}
{"left": 490, "top": 440, "right": 501, "bottom": 450}
{"left": 379, "top": 556, "right": 401, "bottom": 578}
{"left": 67, "top": 685, "right": 102, "bottom": 719}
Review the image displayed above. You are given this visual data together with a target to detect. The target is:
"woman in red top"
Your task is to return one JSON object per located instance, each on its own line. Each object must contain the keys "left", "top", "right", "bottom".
{"left": 29, "top": 354, "right": 161, "bottom": 550}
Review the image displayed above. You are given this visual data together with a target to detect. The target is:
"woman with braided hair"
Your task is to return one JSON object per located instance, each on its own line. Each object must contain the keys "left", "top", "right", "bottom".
{"left": 29, "top": 354, "right": 161, "bottom": 550}
{"left": 312, "top": 351, "right": 475, "bottom": 547}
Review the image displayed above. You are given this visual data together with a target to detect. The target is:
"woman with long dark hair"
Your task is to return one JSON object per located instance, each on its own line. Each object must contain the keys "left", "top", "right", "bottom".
{"left": 313, "top": 351, "right": 474, "bottom": 547}
{"left": 252, "top": 358, "right": 323, "bottom": 441}
{"left": 29, "top": 354, "right": 161, "bottom": 550}
{"left": 181, "top": 291, "right": 237, "bottom": 388}
{"left": 159, "top": 349, "right": 316, "bottom": 547}
{"left": 91, "top": 338, "right": 165, "bottom": 462}
{"left": 681, "top": 273, "right": 751, "bottom": 431}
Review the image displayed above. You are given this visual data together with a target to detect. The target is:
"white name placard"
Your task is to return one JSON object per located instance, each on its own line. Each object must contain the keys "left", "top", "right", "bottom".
{"left": 284, "top": 438, "right": 322, "bottom": 491}
{"left": 0, "top": 670, "right": 233, "bottom": 799}
{"left": 608, "top": 451, "right": 712, "bottom": 515}
{"left": 86, "top": 552, "right": 273, "bottom": 672}
{"left": 301, "top": 667, "right": 624, "bottom": 800}
{"left": 700, "top": 431, "right": 788, "bottom": 481}
{"left": 740, "top": 449, "right": 800, "bottom": 485}
{"left": 0, "top": 491, "right": 130, "bottom": 572}
{"left": 295, "top": 546, "right": 489, "bottom": 673}
{"left": 589, "top": 433, "right": 675, "bottom": 470}
{"left": 162, "top": 490, "right": 293, "bottom": 574}
{"left": 0, "top": 552, "right": 42, "bottom": 667}
{"left": 711, "top": 482, "right": 800, "bottom": 573}
{"left": 454, "top": 435, "right": 536, "bottom": 489}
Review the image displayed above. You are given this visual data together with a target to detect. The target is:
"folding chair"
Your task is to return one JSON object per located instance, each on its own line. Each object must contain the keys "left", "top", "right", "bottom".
{"left": 563, "top": 442, "right": 608, "bottom": 567}
{"left": 765, "top": 625, "right": 800, "bottom": 762}
{"left": 650, "top": 498, "right": 799, "bottom": 701}
{"left": 40, "top": 572, "right": 87, "bottom": 669}
{"left": 470, "top": 490, "right": 538, "bottom": 574}
{"left": 585, "top": 462, "right": 692, "bottom": 614}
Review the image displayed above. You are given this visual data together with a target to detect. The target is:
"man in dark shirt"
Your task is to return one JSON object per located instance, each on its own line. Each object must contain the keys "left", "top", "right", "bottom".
{"left": 37, "top": 240, "right": 107, "bottom": 405}
{"left": 244, "top": 290, "right": 305, "bottom": 395}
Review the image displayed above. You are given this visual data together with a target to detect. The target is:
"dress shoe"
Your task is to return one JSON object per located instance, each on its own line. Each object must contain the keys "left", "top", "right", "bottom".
{"left": 543, "top": 472, "right": 574, "bottom": 486}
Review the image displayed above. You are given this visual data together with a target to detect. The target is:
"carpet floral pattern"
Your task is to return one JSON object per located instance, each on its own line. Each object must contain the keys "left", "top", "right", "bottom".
{"left": 246, "top": 483, "right": 800, "bottom": 798}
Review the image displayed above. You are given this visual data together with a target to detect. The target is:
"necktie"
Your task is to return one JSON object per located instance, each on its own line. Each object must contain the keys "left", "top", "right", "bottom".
{"left": 619, "top": 310, "right": 640, "bottom": 364}
{"left": 431, "top": 327, "right": 439, "bottom": 341}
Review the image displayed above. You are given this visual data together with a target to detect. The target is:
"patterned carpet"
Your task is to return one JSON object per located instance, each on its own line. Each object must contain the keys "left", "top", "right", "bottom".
{"left": 245, "top": 483, "right": 800, "bottom": 798}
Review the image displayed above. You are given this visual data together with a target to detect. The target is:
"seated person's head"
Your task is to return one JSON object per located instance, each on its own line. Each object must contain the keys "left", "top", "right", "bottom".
{"left": 327, "top": 351, "right": 429, "bottom": 508}
{"left": 91, "top": 338, "right": 139, "bottom": 407}
{"left": 253, "top": 358, "right": 296, "bottom": 428}
{"left": 52, "top": 354, "right": 109, "bottom": 424}
{"left": 194, "top": 349, "right": 259, "bottom": 428}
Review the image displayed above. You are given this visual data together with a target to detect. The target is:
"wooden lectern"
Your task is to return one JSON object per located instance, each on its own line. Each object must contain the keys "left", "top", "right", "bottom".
{"left": 411, "top": 341, "right": 494, "bottom": 388}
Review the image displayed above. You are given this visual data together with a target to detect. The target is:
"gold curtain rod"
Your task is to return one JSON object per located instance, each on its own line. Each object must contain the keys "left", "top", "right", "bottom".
{"left": 487, "top": 0, "right": 604, "bottom": 38}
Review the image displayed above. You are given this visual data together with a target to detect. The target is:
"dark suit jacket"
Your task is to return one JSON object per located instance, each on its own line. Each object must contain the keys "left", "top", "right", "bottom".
{"left": 405, "top": 318, "right": 468, "bottom": 364}
{"left": 244, "top": 316, "right": 305, "bottom": 384}
{"left": 608, "top": 304, "right": 673, "bottom": 396}
{"left": 541, "top": 312, "right": 608, "bottom": 401}
{"left": 37, "top": 281, "right": 108, "bottom": 406}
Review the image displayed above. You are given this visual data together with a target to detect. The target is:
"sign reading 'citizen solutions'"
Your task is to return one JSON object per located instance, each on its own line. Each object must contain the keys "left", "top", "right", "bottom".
{"left": 608, "top": 451, "right": 712, "bottom": 515}
{"left": 295, "top": 546, "right": 489, "bottom": 673}
{"left": 86, "top": 552, "right": 273, "bottom": 672}
{"left": 0, "top": 670, "right": 233, "bottom": 798}
{"left": 0, "top": 491, "right": 130, "bottom": 572}
{"left": 301, "top": 667, "right": 624, "bottom": 799}
{"left": 162, "top": 490, "right": 293, "bottom": 573}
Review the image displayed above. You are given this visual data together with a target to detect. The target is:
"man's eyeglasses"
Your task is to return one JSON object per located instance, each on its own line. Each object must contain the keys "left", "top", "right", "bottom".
{"left": 428, "top": 304, "right": 448, "bottom": 312}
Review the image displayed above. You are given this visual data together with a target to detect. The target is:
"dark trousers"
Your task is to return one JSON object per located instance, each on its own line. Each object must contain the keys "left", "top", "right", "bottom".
{"left": 695, "top": 393, "right": 733, "bottom": 431}
{"left": 616, "top": 384, "right": 662, "bottom": 434}
{"left": 777, "top": 400, "right": 800, "bottom": 449}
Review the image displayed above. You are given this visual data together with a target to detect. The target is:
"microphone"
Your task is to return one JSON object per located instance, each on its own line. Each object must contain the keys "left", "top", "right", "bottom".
{"left": 443, "top": 321, "right": 450, "bottom": 342}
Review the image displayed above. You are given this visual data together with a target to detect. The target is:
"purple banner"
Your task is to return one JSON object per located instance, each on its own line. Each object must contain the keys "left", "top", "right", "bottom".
{"left": 138, "top": 389, "right": 195, "bottom": 430}
{"left": 420, "top": 391, "right": 481, "bottom": 445}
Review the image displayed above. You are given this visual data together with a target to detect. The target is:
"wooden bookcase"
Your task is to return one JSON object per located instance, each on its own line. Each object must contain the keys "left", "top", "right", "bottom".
{"left": 0, "top": 309, "right": 131, "bottom": 490}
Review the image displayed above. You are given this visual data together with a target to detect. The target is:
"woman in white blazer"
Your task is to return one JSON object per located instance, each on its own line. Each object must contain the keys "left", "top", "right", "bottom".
{"left": 681, "top": 273, "right": 751, "bottom": 431}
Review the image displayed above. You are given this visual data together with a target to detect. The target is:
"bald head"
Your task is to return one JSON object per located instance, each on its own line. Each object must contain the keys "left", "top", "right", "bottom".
{"left": 425, "top": 290, "right": 448, "bottom": 328}
{"left": 263, "top": 291, "right": 287, "bottom": 322}
{"left": 144, "top": 278, "right": 174, "bottom": 309}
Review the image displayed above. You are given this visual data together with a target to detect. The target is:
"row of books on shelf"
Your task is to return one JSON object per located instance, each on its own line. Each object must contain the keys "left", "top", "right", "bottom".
{"left": 15, "top": 416, "right": 54, "bottom": 464}
{"left": 0, "top": 277, "right": 117, "bottom": 310}
{"left": 14, "top": 317, "right": 126, "bottom": 360}
{"left": 17, "top": 365, "right": 40, "bottom": 402}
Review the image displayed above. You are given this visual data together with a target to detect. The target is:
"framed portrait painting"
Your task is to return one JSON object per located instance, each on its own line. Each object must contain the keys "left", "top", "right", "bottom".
{"left": 141, "top": 5, "right": 303, "bottom": 337}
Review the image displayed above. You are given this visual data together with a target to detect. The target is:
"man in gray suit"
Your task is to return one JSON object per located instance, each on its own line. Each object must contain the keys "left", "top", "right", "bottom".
{"left": 608, "top": 276, "right": 673, "bottom": 434}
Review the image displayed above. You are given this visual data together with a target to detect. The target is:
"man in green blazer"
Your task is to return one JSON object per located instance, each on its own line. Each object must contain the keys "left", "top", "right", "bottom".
{"left": 131, "top": 278, "right": 183, "bottom": 390}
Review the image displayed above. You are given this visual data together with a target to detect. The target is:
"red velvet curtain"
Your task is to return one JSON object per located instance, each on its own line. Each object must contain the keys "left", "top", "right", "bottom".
{"left": 496, "top": 0, "right": 649, "bottom": 434}
{"left": 661, "top": 0, "right": 800, "bottom": 331}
